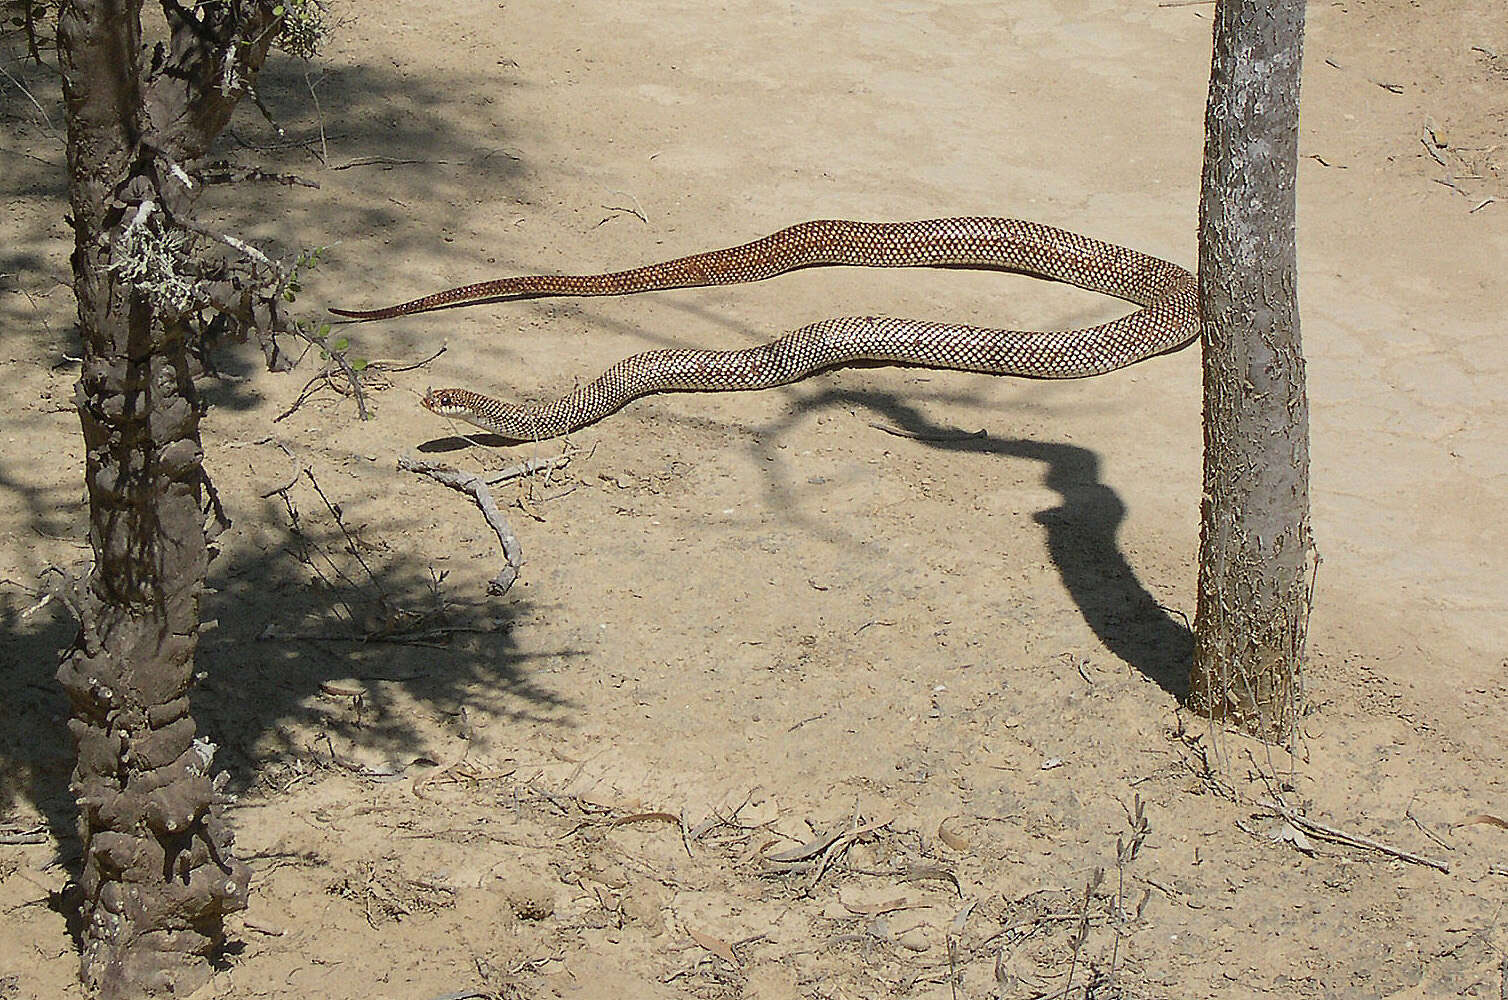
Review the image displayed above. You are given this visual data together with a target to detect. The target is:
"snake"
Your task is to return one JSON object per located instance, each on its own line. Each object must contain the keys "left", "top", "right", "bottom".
{"left": 328, "top": 217, "right": 1199, "bottom": 442}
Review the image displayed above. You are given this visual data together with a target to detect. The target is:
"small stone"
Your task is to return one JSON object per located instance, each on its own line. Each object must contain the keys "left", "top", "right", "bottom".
{"left": 896, "top": 927, "right": 931, "bottom": 952}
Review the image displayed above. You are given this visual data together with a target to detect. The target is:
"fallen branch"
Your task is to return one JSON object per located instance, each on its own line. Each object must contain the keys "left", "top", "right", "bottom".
{"left": 254, "top": 437, "right": 303, "bottom": 499}
{"left": 870, "top": 422, "right": 987, "bottom": 442}
{"left": 199, "top": 161, "right": 320, "bottom": 188}
{"left": 485, "top": 452, "right": 572, "bottom": 485}
{"left": 330, "top": 156, "right": 444, "bottom": 170}
{"left": 257, "top": 623, "right": 499, "bottom": 646}
{"left": 0, "top": 62, "right": 60, "bottom": 138}
{"left": 0, "top": 825, "right": 49, "bottom": 845}
{"left": 365, "top": 345, "right": 446, "bottom": 374}
{"left": 1255, "top": 800, "right": 1450, "bottom": 873}
{"left": 400, "top": 456, "right": 523, "bottom": 595}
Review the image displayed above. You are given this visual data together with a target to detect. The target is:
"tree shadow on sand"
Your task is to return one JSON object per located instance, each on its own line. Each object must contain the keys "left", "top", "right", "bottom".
{"left": 0, "top": 44, "right": 562, "bottom": 837}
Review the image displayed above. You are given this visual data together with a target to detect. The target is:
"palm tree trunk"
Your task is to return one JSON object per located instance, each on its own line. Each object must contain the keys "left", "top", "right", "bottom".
{"left": 52, "top": 0, "right": 279, "bottom": 992}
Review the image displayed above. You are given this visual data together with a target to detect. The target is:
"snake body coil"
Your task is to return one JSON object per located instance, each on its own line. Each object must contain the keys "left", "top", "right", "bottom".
{"left": 330, "top": 218, "right": 1199, "bottom": 441}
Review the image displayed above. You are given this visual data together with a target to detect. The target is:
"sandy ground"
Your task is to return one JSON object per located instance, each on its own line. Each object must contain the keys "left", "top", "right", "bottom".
{"left": 3, "top": 1, "right": 1507, "bottom": 997}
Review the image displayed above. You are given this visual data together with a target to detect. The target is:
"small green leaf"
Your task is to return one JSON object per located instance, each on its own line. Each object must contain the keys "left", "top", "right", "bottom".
{"left": 316, "top": 322, "right": 331, "bottom": 337}
{"left": 351, "top": 357, "right": 369, "bottom": 372}
{"left": 332, "top": 336, "right": 349, "bottom": 352}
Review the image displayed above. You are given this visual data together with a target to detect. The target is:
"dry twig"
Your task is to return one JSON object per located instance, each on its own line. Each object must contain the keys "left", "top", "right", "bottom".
{"left": 870, "top": 422, "right": 987, "bottom": 442}
{"left": 485, "top": 452, "right": 573, "bottom": 485}
{"left": 400, "top": 456, "right": 523, "bottom": 595}
{"left": 1255, "top": 800, "right": 1450, "bottom": 873}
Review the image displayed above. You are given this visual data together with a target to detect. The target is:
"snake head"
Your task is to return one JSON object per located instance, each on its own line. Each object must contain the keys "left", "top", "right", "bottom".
{"left": 421, "top": 387, "right": 475, "bottom": 417}
{"left": 422, "top": 387, "right": 506, "bottom": 434}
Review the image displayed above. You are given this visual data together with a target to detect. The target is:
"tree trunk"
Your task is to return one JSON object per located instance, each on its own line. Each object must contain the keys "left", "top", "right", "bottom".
{"left": 1190, "top": 0, "right": 1315, "bottom": 741}
{"left": 52, "top": 1, "right": 280, "bottom": 993}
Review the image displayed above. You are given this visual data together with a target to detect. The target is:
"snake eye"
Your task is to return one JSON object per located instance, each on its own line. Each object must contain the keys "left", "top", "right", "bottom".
{"left": 422, "top": 388, "right": 462, "bottom": 413}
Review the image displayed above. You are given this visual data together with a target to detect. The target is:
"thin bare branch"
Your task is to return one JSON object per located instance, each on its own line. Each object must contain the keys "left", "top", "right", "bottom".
{"left": 399, "top": 457, "right": 524, "bottom": 595}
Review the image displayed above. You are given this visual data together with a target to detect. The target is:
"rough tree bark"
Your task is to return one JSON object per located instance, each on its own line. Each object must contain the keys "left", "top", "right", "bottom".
{"left": 53, "top": 1, "right": 294, "bottom": 994}
{"left": 1191, "top": 0, "right": 1315, "bottom": 741}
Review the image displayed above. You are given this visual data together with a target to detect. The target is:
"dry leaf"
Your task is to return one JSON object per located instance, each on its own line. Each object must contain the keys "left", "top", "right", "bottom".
{"left": 1460, "top": 814, "right": 1508, "bottom": 830}
{"left": 766, "top": 830, "right": 843, "bottom": 863}
{"left": 951, "top": 898, "right": 978, "bottom": 935}
{"left": 902, "top": 864, "right": 961, "bottom": 894}
{"left": 1272, "top": 822, "right": 1316, "bottom": 854}
{"left": 841, "top": 895, "right": 910, "bottom": 916}
{"left": 750, "top": 835, "right": 780, "bottom": 859}
{"left": 688, "top": 928, "right": 739, "bottom": 967}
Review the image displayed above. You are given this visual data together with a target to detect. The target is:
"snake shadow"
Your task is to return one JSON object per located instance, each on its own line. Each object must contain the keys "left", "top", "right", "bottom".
{"left": 416, "top": 433, "right": 514, "bottom": 453}
{"left": 405, "top": 375, "right": 1195, "bottom": 697}
{"left": 787, "top": 386, "right": 1194, "bottom": 699}
{"left": 1006, "top": 435, "right": 1192, "bottom": 699}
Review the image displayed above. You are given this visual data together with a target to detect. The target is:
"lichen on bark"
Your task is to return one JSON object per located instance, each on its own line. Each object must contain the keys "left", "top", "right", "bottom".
{"left": 53, "top": 0, "right": 286, "bottom": 993}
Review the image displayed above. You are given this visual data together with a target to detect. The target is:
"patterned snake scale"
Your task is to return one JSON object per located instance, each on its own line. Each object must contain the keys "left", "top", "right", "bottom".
{"left": 329, "top": 218, "right": 1200, "bottom": 442}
